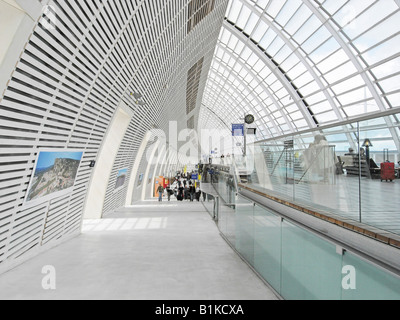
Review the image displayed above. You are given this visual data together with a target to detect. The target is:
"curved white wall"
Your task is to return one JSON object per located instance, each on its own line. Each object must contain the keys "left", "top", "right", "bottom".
{"left": 0, "top": 0, "right": 36, "bottom": 98}
{"left": 0, "top": 0, "right": 229, "bottom": 273}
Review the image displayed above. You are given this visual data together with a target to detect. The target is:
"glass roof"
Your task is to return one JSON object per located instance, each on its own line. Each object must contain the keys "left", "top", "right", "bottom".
{"left": 199, "top": 0, "right": 400, "bottom": 144}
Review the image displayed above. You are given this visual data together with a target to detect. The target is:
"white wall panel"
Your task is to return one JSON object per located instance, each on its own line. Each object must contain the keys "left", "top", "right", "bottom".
{"left": 0, "top": 0, "right": 229, "bottom": 273}
{"left": 103, "top": 0, "right": 230, "bottom": 211}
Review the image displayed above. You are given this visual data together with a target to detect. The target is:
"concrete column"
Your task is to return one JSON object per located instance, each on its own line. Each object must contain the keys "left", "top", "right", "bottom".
{"left": 0, "top": 0, "right": 39, "bottom": 98}
{"left": 83, "top": 107, "right": 131, "bottom": 219}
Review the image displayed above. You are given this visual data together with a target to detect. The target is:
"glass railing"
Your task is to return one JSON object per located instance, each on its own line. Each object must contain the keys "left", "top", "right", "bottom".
{"left": 200, "top": 192, "right": 218, "bottom": 221}
{"left": 202, "top": 158, "right": 400, "bottom": 299}
{"left": 234, "top": 194, "right": 400, "bottom": 300}
{"left": 237, "top": 115, "right": 400, "bottom": 237}
{"left": 199, "top": 163, "right": 238, "bottom": 244}
{"left": 198, "top": 111, "right": 400, "bottom": 300}
{"left": 214, "top": 171, "right": 236, "bottom": 205}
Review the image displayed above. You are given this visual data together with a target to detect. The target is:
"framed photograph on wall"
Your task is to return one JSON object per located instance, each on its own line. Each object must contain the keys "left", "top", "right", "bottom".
{"left": 24, "top": 149, "right": 84, "bottom": 206}
{"left": 114, "top": 168, "right": 128, "bottom": 191}
{"left": 137, "top": 173, "right": 144, "bottom": 187}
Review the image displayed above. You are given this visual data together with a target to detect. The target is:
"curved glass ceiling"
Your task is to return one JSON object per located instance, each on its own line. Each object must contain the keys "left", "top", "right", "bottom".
{"left": 199, "top": 0, "right": 400, "bottom": 142}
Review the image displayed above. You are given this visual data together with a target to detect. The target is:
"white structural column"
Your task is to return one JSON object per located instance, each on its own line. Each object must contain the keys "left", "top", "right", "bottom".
{"left": 125, "top": 130, "right": 152, "bottom": 206}
{"left": 141, "top": 140, "right": 161, "bottom": 201}
{"left": 83, "top": 106, "right": 132, "bottom": 219}
{"left": 156, "top": 145, "right": 168, "bottom": 178}
{"left": 158, "top": 148, "right": 169, "bottom": 178}
{"left": 149, "top": 144, "right": 167, "bottom": 198}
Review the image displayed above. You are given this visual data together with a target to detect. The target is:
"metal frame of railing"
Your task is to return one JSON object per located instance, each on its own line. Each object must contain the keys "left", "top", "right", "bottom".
{"left": 252, "top": 108, "right": 400, "bottom": 146}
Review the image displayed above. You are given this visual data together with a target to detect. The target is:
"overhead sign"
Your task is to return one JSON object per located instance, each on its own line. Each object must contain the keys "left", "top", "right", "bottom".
{"left": 232, "top": 124, "right": 244, "bottom": 137}
{"left": 247, "top": 128, "right": 257, "bottom": 135}
{"left": 284, "top": 140, "right": 294, "bottom": 148}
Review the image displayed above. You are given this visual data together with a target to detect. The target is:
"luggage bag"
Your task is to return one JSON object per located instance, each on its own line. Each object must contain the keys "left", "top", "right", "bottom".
{"left": 381, "top": 149, "right": 395, "bottom": 182}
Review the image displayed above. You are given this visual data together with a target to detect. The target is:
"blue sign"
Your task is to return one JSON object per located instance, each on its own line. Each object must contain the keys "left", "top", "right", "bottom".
{"left": 191, "top": 173, "right": 198, "bottom": 180}
{"left": 232, "top": 124, "right": 244, "bottom": 137}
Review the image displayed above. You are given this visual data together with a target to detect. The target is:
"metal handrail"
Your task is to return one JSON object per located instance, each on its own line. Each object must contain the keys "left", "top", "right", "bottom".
{"left": 252, "top": 108, "right": 400, "bottom": 146}
{"left": 270, "top": 148, "right": 287, "bottom": 176}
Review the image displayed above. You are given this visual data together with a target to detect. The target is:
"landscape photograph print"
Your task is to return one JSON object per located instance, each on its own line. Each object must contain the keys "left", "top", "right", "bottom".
{"left": 115, "top": 168, "right": 128, "bottom": 190}
{"left": 26, "top": 150, "right": 84, "bottom": 203}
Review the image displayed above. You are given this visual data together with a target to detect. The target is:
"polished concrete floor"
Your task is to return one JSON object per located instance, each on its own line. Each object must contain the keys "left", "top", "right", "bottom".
{"left": 0, "top": 200, "right": 278, "bottom": 300}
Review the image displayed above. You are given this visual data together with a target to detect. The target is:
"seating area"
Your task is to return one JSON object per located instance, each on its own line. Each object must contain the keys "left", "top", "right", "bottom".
{"left": 337, "top": 155, "right": 385, "bottom": 179}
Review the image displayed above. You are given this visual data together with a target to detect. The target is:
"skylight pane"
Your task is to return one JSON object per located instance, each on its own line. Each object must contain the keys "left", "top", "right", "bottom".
{"left": 259, "top": 29, "right": 277, "bottom": 50}
{"left": 252, "top": 20, "right": 268, "bottom": 42}
{"left": 227, "top": 0, "right": 242, "bottom": 22}
{"left": 267, "top": 0, "right": 286, "bottom": 18}
{"left": 201, "top": 0, "right": 400, "bottom": 144}
{"left": 236, "top": 5, "right": 252, "bottom": 29}
{"left": 243, "top": 12, "right": 259, "bottom": 35}
{"left": 275, "top": 0, "right": 302, "bottom": 27}
{"left": 284, "top": 5, "right": 312, "bottom": 35}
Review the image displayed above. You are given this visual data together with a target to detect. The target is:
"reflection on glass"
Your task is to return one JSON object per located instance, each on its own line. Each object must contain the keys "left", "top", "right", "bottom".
{"left": 253, "top": 204, "right": 281, "bottom": 293}
{"left": 204, "top": 162, "right": 400, "bottom": 300}
{"left": 281, "top": 219, "right": 342, "bottom": 300}
{"left": 238, "top": 113, "right": 400, "bottom": 236}
{"left": 235, "top": 195, "right": 254, "bottom": 266}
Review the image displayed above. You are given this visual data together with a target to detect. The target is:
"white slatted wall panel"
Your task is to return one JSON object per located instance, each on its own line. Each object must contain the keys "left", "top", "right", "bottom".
{"left": 103, "top": 0, "right": 229, "bottom": 212}
{"left": 0, "top": 0, "right": 144, "bottom": 270}
{"left": 0, "top": 0, "right": 229, "bottom": 271}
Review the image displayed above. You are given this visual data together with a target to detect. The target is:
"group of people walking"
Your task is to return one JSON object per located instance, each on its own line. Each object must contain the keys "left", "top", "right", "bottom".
{"left": 157, "top": 171, "right": 201, "bottom": 202}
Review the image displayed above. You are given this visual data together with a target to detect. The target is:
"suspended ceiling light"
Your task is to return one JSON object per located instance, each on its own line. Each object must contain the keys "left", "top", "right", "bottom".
{"left": 129, "top": 92, "right": 146, "bottom": 106}
{"left": 131, "top": 92, "right": 142, "bottom": 100}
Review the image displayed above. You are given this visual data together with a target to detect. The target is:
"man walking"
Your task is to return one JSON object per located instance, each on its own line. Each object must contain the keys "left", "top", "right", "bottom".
{"left": 157, "top": 184, "right": 164, "bottom": 202}
{"left": 166, "top": 184, "right": 172, "bottom": 201}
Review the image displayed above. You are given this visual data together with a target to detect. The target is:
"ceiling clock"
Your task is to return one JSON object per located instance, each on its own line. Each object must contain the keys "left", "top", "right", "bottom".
{"left": 245, "top": 114, "right": 255, "bottom": 124}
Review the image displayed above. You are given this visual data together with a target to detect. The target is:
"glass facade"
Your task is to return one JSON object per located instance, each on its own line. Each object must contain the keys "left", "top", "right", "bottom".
{"left": 200, "top": 0, "right": 400, "bottom": 151}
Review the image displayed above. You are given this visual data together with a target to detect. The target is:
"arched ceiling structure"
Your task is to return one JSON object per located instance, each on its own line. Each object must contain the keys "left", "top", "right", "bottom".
{"left": 199, "top": 0, "right": 400, "bottom": 143}
{"left": 0, "top": 0, "right": 400, "bottom": 274}
{"left": 0, "top": 0, "right": 230, "bottom": 271}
